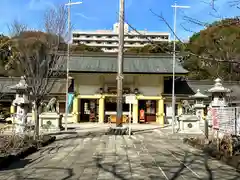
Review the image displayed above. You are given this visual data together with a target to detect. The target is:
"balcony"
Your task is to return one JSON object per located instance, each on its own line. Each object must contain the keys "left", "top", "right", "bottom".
{"left": 72, "top": 36, "right": 118, "bottom": 42}
{"left": 84, "top": 42, "right": 145, "bottom": 48}
{"left": 72, "top": 35, "right": 170, "bottom": 43}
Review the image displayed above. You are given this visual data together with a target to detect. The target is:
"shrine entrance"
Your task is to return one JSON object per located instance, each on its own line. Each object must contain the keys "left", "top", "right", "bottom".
{"left": 139, "top": 100, "right": 157, "bottom": 123}
{"left": 80, "top": 99, "right": 99, "bottom": 122}
{"left": 103, "top": 86, "right": 131, "bottom": 123}
{"left": 105, "top": 96, "right": 129, "bottom": 123}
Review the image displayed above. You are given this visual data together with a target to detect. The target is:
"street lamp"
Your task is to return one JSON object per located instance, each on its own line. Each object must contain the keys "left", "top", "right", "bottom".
{"left": 171, "top": 2, "right": 190, "bottom": 134}
{"left": 64, "top": 0, "right": 82, "bottom": 131}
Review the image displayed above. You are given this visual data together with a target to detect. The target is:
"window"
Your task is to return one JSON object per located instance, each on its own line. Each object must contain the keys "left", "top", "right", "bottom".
{"left": 72, "top": 40, "right": 79, "bottom": 44}
{"left": 73, "top": 34, "right": 80, "bottom": 38}
{"left": 164, "top": 35, "right": 169, "bottom": 39}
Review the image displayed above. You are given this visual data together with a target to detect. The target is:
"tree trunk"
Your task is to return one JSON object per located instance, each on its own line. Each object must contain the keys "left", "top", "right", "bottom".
{"left": 33, "top": 100, "right": 40, "bottom": 140}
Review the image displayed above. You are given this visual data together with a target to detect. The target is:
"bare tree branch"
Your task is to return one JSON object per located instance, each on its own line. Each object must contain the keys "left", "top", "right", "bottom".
{"left": 10, "top": 32, "right": 66, "bottom": 138}
{"left": 118, "top": 8, "right": 240, "bottom": 67}
{"left": 208, "top": 11, "right": 223, "bottom": 19}
{"left": 7, "top": 20, "right": 28, "bottom": 37}
{"left": 182, "top": 16, "right": 209, "bottom": 28}
{"left": 44, "top": 5, "right": 68, "bottom": 43}
{"left": 149, "top": 10, "right": 185, "bottom": 43}
{"left": 148, "top": 9, "right": 240, "bottom": 65}
{"left": 199, "top": 0, "right": 218, "bottom": 11}
{"left": 3, "top": 4, "right": 68, "bottom": 138}
{"left": 183, "top": 1, "right": 239, "bottom": 29}
{"left": 117, "top": 2, "right": 239, "bottom": 80}
{"left": 179, "top": 23, "right": 197, "bottom": 33}
{"left": 228, "top": 0, "right": 240, "bottom": 7}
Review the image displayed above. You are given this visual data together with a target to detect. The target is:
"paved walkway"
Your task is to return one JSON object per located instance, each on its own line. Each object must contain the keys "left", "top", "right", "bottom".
{"left": 0, "top": 125, "right": 239, "bottom": 180}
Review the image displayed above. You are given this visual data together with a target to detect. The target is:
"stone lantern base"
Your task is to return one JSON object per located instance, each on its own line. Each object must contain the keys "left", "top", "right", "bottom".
{"left": 39, "top": 112, "right": 63, "bottom": 131}
{"left": 177, "top": 114, "right": 202, "bottom": 134}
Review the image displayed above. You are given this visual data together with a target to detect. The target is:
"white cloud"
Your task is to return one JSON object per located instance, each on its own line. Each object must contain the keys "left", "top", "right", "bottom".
{"left": 75, "top": 13, "right": 98, "bottom": 20}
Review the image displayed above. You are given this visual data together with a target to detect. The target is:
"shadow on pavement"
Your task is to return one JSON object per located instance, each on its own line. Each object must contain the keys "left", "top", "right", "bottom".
{"left": 46, "top": 131, "right": 77, "bottom": 136}
{"left": 6, "top": 167, "right": 74, "bottom": 180}
{"left": 93, "top": 135, "right": 240, "bottom": 180}
{"left": 168, "top": 151, "right": 195, "bottom": 180}
{"left": 95, "top": 155, "right": 129, "bottom": 180}
{"left": 132, "top": 127, "right": 162, "bottom": 134}
{"left": 0, "top": 159, "right": 32, "bottom": 171}
{"left": 55, "top": 131, "right": 106, "bottom": 142}
{"left": 1, "top": 130, "right": 240, "bottom": 180}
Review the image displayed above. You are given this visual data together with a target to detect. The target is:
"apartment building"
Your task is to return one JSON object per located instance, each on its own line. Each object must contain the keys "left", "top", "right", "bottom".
{"left": 72, "top": 23, "right": 170, "bottom": 52}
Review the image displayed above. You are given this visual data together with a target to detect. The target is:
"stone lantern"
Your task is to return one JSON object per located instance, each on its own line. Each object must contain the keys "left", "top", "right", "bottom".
{"left": 11, "top": 76, "right": 30, "bottom": 133}
{"left": 190, "top": 89, "right": 208, "bottom": 120}
{"left": 176, "top": 90, "right": 207, "bottom": 134}
{"left": 207, "top": 78, "right": 231, "bottom": 107}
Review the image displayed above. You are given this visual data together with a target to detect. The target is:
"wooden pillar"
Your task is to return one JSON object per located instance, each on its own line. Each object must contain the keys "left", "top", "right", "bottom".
{"left": 10, "top": 105, "right": 15, "bottom": 114}
{"left": 78, "top": 99, "right": 81, "bottom": 122}
{"left": 10, "top": 105, "right": 15, "bottom": 123}
{"left": 72, "top": 97, "right": 79, "bottom": 123}
{"left": 178, "top": 103, "right": 183, "bottom": 116}
{"left": 133, "top": 99, "right": 138, "bottom": 123}
{"left": 157, "top": 97, "right": 164, "bottom": 127}
{"left": 98, "top": 97, "right": 105, "bottom": 123}
{"left": 74, "top": 76, "right": 80, "bottom": 122}
{"left": 157, "top": 76, "right": 164, "bottom": 126}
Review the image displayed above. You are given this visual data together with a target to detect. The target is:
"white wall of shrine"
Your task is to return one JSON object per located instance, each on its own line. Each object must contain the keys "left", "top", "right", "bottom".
{"left": 72, "top": 73, "right": 164, "bottom": 95}
{"left": 78, "top": 85, "right": 99, "bottom": 95}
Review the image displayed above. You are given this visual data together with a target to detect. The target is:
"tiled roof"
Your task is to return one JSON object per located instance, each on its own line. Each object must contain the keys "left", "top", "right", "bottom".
{"left": 164, "top": 79, "right": 240, "bottom": 102}
{"left": 65, "top": 54, "right": 188, "bottom": 74}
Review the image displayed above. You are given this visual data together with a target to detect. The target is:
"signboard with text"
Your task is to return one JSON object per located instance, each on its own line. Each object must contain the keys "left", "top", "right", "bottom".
{"left": 125, "top": 94, "right": 137, "bottom": 104}
{"left": 211, "top": 108, "right": 219, "bottom": 130}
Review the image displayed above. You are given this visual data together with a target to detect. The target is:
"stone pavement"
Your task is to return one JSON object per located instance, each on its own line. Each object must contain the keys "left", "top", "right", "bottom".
{"left": 0, "top": 124, "right": 239, "bottom": 180}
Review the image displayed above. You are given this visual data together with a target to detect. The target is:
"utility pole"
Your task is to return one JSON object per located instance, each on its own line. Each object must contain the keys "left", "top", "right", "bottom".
{"left": 65, "top": 0, "right": 82, "bottom": 131}
{"left": 116, "top": 0, "right": 125, "bottom": 127}
{"left": 171, "top": 2, "right": 190, "bottom": 134}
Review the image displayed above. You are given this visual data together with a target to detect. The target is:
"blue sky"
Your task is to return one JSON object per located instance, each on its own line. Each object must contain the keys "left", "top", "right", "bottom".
{"left": 0, "top": 0, "right": 238, "bottom": 40}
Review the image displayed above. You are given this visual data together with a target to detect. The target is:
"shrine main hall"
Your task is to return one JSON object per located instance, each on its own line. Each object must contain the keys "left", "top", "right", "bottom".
{"left": 1, "top": 53, "right": 240, "bottom": 125}
{"left": 62, "top": 53, "right": 188, "bottom": 125}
